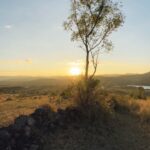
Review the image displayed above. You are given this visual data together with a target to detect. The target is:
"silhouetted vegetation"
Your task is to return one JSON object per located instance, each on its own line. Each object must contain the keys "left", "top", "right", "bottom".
{"left": 64, "top": 0, "right": 124, "bottom": 80}
{"left": 64, "top": 0, "right": 124, "bottom": 106}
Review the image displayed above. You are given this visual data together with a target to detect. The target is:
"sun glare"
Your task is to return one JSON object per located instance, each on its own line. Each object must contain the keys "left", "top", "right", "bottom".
{"left": 70, "top": 67, "right": 81, "bottom": 76}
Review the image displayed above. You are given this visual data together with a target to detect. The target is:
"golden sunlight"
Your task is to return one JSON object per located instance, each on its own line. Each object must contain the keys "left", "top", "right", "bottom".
{"left": 69, "top": 67, "right": 81, "bottom": 76}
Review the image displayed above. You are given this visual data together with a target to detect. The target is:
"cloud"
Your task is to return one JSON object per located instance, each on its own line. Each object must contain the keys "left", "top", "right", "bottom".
{"left": 25, "top": 59, "right": 32, "bottom": 64}
{"left": 4, "top": 24, "right": 13, "bottom": 29}
{"left": 0, "top": 59, "right": 32, "bottom": 65}
{"left": 68, "top": 60, "right": 84, "bottom": 67}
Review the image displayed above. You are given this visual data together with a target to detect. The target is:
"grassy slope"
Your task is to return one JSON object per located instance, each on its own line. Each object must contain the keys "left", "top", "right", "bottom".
{"left": 0, "top": 94, "right": 71, "bottom": 127}
{"left": 42, "top": 97, "right": 150, "bottom": 150}
{"left": 43, "top": 113, "right": 150, "bottom": 150}
{"left": 0, "top": 73, "right": 150, "bottom": 149}
{"left": 0, "top": 93, "right": 150, "bottom": 149}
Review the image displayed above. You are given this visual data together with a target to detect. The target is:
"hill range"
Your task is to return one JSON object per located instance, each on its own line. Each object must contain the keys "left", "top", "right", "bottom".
{"left": 0, "top": 72, "right": 149, "bottom": 88}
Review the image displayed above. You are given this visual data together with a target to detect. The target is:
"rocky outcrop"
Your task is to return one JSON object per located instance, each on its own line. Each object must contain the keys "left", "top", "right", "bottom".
{"left": 0, "top": 105, "right": 82, "bottom": 150}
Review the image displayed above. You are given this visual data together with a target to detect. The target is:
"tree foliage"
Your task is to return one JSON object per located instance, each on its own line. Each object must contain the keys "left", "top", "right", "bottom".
{"left": 64, "top": 0, "right": 124, "bottom": 80}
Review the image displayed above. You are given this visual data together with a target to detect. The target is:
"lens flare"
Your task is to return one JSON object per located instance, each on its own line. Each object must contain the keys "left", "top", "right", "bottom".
{"left": 69, "top": 67, "right": 81, "bottom": 76}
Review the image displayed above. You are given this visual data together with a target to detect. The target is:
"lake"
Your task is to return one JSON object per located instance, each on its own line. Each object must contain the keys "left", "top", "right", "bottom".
{"left": 128, "top": 85, "right": 150, "bottom": 90}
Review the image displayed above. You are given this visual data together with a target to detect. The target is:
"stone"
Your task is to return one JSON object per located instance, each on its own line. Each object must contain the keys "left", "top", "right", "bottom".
{"left": 0, "top": 130, "right": 11, "bottom": 150}
{"left": 29, "top": 144, "right": 39, "bottom": 150}
{"left": 27, "top": 117, "right": 35, "bottom": 126}
{"left": 0, "top": 130, "right": 11, "bottom": 140}
{"left": 14, "top": 115, "right": 28, "bottom": 130}
{"left": 6, "top": 146, "right": 12, "bottom": 150}
{"left": 24, "top": 126, "right": 31, "bottom": 137}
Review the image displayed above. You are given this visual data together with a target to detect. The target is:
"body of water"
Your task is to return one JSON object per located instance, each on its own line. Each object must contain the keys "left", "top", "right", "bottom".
{"left": 128, "top": 85, "right": 150, "bottom": 90}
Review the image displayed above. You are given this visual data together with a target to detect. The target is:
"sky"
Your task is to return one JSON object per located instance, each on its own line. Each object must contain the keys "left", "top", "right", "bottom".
{"left": 0, "top": 0, "right": 150, "bottom": 76}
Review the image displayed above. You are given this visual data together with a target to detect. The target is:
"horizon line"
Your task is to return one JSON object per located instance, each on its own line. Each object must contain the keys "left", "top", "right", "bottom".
{"left": 0, "top": 71, "right": 149, "bottom": 78}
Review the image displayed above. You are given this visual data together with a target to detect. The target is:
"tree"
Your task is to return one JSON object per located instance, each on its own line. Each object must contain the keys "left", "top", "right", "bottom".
{"left": 64, "top": 0, "right": 124, "bottom": 81}
{"left": 137, "top": 87, "right": 146, "bottom": 99}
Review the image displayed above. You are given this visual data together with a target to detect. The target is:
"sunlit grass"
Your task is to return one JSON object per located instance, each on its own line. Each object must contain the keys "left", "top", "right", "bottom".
{"left": 0, "top": 94, "right": 73, "bottom": 127}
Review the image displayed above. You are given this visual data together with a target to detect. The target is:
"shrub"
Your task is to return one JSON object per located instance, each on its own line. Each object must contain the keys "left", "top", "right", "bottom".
{"left": 6, "top": 97, "right": 13, "bottom": 101}
{"left": 137, "top": 87, "right": 146, "bottom": 99}
{"left": 74, "top": 78, "right": 100, "bottom": 106}
{"left": 73, "top": 78, "right": 113, "bottom": 122}
{"left": 60, "top": 85, "right": 74, "bottom": 100}
{"left": 108, "top": 94, "right": 142, "bottom": 115}
{"left": 130, "top": 87, "right": 146, "bottom": 100}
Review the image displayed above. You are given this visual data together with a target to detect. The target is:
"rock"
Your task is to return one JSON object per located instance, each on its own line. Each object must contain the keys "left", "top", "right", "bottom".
{"left": 0, "top": 130, "right": 11, "bottom": 140}
{"left": 27, "top": 117, "right": 35, "bottom": 126}
{"left": 34, "top": 106, "right": 51, "bottom": 116}
{"left": 6, "top": 146, "right": 11, "bottom": 150}
{"left": 0, "top": 106, "right": 56, "bottom": 150}
{"left": 34, "top": 107, "right": 45, "bottom": 115}
{"left": 32, "top": 106, "right": 55, "bottom": 129}
{"left": 24, "top": 126, "right": 31, "bottom": 137}
{"left": 34, "top": 105, "right": 54, "bottom": 118}
{"left": 10, "top": 138, "right": 16, "bottom": 146}
{"left": 14, "top": 115, "right": 28, "bottom": 130}
{"left": 0, "top": 130, "right": 11, "bottom": 149}
{"left": 29, "top": 144, "right": 39, "bottom": 150}
{"left": 57, "top": 108, "right": 64, "bottom": 115}
{"left": 49, "top": 123, "right": 57, "bottom": 132}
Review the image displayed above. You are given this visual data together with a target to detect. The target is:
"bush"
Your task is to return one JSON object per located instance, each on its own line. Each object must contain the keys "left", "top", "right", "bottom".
{"left": 74, "top": 78, "right": 100, "bottom": 106}
{"left": 130, "top": 87, "right": 146, "bottom": 100}
{"left": 60, "top": 85, "right": 74, "bottom": 100}
{"left": 108, "top": 94, "right": 141, "bottom": 115}
{"left": 73, "top": 78, "right": 113, "bottom": 122}
{"left": 6, "top": 97, "right": 13, "bottom": 101}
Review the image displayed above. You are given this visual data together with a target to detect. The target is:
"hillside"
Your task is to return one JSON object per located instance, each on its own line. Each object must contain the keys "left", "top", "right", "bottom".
{"left": 0, "top": 73, "right": 150, "bottom": 150}
{"left": 0, "top": 72, "right": 149, "bottom": 88}
{"left": 0, "top": 101, "right": 150, "bottom": 150}
{"left": 98, "top": 72, "right": 150, "bottom": 87}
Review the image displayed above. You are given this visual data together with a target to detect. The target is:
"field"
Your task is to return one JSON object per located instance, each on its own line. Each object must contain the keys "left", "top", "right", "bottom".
{"left": 0, "top": 87, "right": 72, "bottom": 127}
{"left": 0, "top": 74, "right": 150, "bottom": 127}
{"left": 0, "top": 75, "right": 150, "bottom": 150}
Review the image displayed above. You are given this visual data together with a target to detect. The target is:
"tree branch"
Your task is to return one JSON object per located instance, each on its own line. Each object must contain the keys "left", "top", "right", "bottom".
{"left": 73, "top": 0, "right": 86, "bottom": 46}
{"left": 89, "top": 28, "right": 109, "bottom": 52}
{"left": 86, "top": 0, "right": 105, "bottom": 38}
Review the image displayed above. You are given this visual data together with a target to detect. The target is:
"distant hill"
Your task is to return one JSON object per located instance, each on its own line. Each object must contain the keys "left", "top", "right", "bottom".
{"left": 0, "top": 76, "right": 72, "bottom": 88}
{"left": 98, "top": 72, "right": 150, "bottom": 87}
{"left": 0, "top": 72, "right": 149, "bottom": 88}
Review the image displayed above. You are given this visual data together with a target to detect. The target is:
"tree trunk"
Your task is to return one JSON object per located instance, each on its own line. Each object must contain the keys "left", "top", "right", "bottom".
{"left": 85, "top": 50, "right": 89, "bottom": 81}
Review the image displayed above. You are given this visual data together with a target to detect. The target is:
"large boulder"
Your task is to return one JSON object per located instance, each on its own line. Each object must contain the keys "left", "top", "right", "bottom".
{"left": 13, "top": 115, "right": 28, "bottom": 130}
{"left": 0, "top": 130, "right": 11, "bottom": 149}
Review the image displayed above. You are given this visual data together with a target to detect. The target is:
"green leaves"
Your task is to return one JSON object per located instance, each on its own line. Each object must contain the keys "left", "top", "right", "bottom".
{"left": 64, "top": 0, "right": 124, "bottom": 79}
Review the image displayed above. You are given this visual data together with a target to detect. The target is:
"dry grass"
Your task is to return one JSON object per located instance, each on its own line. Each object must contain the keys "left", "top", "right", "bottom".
{"left": 0, "top": 94, "right": 72, "bottom": 127}
{"left": 125, "top": 98, "right": 150, "bottom": 123}
{"left": 135, "top": 98, "right": 150, "bottom": 122}
{"left": 112, "top": 94, "right": 150, "bottom": 122}
{"left": 0, "top": 90, "right": 150, "bottom": 127}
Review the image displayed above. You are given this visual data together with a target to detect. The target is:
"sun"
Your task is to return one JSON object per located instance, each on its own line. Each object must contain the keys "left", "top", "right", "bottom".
{"left": 69, "top": 67, "right": 81, "bottom": 76}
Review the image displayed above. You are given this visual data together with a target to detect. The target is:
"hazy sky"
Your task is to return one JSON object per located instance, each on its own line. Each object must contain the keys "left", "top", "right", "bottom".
{"left": 0, "top": 0, "right": 150, "bottom": 76}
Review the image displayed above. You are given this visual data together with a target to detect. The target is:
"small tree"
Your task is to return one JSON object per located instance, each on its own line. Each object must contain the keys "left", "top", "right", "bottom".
{"left": 137, "top": 87, "right": 146, "bottom": 99}
{"left": 64, "top": 0, "right": 124, "bottom": 81}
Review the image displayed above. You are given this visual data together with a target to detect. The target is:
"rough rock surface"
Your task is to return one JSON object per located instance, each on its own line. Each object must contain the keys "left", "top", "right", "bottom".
{"left": 0, "top": 105, "right": 150, "bottom": 150}
{"left": 0, "top": 106, "right": 84, "bottom": 150}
